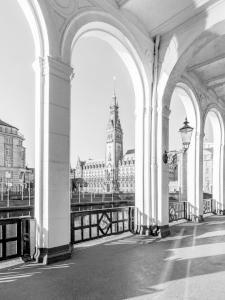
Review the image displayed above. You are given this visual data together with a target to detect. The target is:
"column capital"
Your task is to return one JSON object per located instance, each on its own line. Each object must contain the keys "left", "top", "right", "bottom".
{"left": 43, "top": 56, "right": 74, "bottom": 82}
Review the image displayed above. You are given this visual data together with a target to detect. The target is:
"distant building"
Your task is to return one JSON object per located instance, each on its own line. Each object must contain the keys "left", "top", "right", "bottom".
{"left": 70, "top": 167, "right": 76, "bottom": 179}
{"left": 168, "top": 142, "right": 213, "bottom": 195}
{"left": 168, "top": 152, "right": 179, "bottom": 193}
{"left": 0, "top": 119, "right": 29, "bottom": 192}
{"left": 203, "top": 143, "right": 213, "bottom": 194}
{"left": 73, "top": 91, "right": 135, "bottom": 193}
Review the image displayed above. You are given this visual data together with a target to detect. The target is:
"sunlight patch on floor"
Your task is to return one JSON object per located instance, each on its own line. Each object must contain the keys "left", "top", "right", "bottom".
{"left": 165, "top": 242, "right": 225, "bottom": 261}
{"left": 157, "top": 235, "right": 192, "bottom": 242}
{"left": 195, "top": 230, "right": 225, "bottom": 239}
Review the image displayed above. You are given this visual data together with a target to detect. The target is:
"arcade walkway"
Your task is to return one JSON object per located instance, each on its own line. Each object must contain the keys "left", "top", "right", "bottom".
{"left": 1, "top": 214, "right": 225, "bottom": 300}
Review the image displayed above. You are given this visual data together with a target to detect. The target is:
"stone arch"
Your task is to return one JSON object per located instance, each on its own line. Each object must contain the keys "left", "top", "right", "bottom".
{"left": 17, "top": 0, "right": 49, "bottom": 57}
{"left": 61, "top": 11, "right": 150, "bottom": 110}
{"left": 169, "top": 82, "right": 203, "bottom": 219}
{"left": 202, "top": 104, "right": 225, "bottom": 212}
{"left": 202, "top": 103, "right": 225, "bottom": 128}
{"left": 61, "top": 11, "right": 151, "bottom": 224}
{"left": 157, "top": 18, "right": 225, "bottom": 223}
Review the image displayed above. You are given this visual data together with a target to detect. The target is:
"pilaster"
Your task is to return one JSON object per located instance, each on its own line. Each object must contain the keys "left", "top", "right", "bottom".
{"left": 156, "top": 105, "right": 171, "bottom": 237}
{"left": 33, "top": 56, "right": 74, "bottom": 264}
{"left": 143, "top": 105, "right": 152, "bottom": 235}
{"left": 194, "top": 131, "right": 204, "bottom": 222}
{"left": 134, "top": 108, "right": 145, "bottom": 234}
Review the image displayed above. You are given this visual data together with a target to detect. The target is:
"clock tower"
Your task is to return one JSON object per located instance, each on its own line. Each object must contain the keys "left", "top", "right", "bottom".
{"left": 105, "top": 87, "right": 123, "bottom": 192}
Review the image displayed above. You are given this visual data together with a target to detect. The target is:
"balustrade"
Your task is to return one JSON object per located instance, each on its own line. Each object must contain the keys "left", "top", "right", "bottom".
{"left": 169, "top": 202, "right": 187, "bottom": 222}
{"left": 0, "top": 216, "right": 34, "bottom": 261}
{"left": 71, "top": 206, "right": 134, "bottom": 244}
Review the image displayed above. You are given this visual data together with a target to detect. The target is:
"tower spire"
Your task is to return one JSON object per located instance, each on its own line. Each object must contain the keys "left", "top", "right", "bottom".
{"left": 113, "top": 76, "right": 116, "bottom": 97}
{"left": 111, "top": 77, "right": 118, "bottom": 107}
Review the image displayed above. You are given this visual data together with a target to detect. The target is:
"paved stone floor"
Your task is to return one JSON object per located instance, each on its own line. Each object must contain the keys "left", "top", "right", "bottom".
{"left": 1, "top": 214, "right": 225, "bottom": 300}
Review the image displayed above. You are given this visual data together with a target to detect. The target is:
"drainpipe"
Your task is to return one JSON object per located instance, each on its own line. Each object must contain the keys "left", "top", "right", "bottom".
{"left": 151, "top": 35, "right": 160, "bottom": 227}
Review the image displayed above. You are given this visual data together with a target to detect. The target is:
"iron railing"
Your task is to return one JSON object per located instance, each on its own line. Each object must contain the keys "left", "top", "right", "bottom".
{"left": 71, "top": 206, "right": 134, "bottom": 244}
{"left": 203, "top": 199, "right": 212, "bottom": 214}
{"left": 169, "top": 202, "right": 187, "bottom": 222}
{"left": 0, "top": 216, "right": 34, "bottom": 261}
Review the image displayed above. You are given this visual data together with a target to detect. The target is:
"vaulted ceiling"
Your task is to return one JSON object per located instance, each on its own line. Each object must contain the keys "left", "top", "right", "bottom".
{"left": 116, "top": 0, "right": 225, "bottom": 102}
{"left": 187, "top": 36, "right": 225, "bottom": 101}
{"left": 117, "top": 0, "right": 220, "bottom": 36}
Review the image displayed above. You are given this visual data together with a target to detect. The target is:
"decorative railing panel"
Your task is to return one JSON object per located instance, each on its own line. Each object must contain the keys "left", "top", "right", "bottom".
{"left": 169, "top": 202, "right": 187, "bottom": 222}
{"left": 0, "top": 217, "right": 34, "bottom": 261}
{"left": 203, "top": 199, "right": 212, "bottom": 214}
{"left": 71, "top": 207, "right": 134, "bottom": 244}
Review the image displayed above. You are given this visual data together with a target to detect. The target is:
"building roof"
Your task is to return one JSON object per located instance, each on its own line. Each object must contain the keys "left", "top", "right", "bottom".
{"left": 0, "top": 119, "right": 18, "bottom": 130}
{"left": 124, "top": 149, "right": 135, "bottom": 155}
{"left": 85, "top": 158, "right": 104, "bottom": 165}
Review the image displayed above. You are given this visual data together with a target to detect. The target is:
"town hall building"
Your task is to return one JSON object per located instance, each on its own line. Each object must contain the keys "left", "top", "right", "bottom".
{"left": 73, "top": 91, "right": 135, "bottom": 194}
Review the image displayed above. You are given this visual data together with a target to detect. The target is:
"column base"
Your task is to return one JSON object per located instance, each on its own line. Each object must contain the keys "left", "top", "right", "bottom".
{"left": 135, "top": 225, "right": 170, "bottom": 237}
{"left": 139, "top": 225, "right": 151, "bottom": 235}
{"left": 188, "top": 214, "right": 204, "bottom": 222}
{"left": 36, "top": 244, "right": 72, "bottom": 265}
{"left": 218, "top": 209, "right": 225, "bottom": 215}
{"left": 159, "top": 225, "right": 170, "bottom": 237}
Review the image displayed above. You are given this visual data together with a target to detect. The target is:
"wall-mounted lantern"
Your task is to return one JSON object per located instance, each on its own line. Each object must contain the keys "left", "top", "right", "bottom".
{"left": 163, "top": 118, "right": 194, "bottom": 164}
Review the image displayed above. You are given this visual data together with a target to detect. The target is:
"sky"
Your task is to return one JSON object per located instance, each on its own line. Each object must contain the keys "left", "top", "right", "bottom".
{"left": 0, "top": 0, "right": 35, "bottom": 167}
{"left": 71, "top": 37, "right": 135, "bottom": 167}
{"left": 0, "top": 1, "right": 213, "bottom": 168}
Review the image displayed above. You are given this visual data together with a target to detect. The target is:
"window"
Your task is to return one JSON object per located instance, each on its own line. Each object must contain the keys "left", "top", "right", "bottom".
{"left": 5, "top": 137, "right": 12, "bottom": 144}
{"left": 6, "top": 148, "right": 11, "bottom": 155}
{"left": 5, "top": 159, "right": 11, "bottom": 167}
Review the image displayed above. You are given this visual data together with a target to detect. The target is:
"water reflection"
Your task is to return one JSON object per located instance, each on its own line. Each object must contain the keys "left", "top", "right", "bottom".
{"left": 0, "top": 210, "right": 34, "bottom": 219}
{"left": 0, "top": 202, "right": 134, "bottom": 218}
{"left": 71, "top": 202, "right": 134, "bottom": 212}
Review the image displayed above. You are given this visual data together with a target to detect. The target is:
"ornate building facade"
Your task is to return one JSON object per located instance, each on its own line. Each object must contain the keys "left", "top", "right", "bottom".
{"left": 203, "top": 143, "right": 213, "bottom": 194}
{"left": 73, "top": 92, "right": 135, "bottom": 193}
{"left": 0, "top": 119, "right": 28, "bottom": 192}
{"left": 168, "top": 142, "right": 214, "bottom": 195}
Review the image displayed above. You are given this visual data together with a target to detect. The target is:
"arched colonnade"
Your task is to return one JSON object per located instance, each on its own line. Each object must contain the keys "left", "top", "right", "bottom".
{"left": 16, "top": 0, "right": 225, "bottom": 263}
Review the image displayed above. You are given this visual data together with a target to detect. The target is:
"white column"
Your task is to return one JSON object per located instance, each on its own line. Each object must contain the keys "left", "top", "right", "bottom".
{"left": 134, "top": 108, "right": 144, "bottom": 233}
{"left": 33, "top": 56, "right": 74, "bottom": 264}
{"left": 157, "top": 105, "right": 171, "bottom": 236}
{"left": 143, "top": 106, "right": 152, "bottom": 234}
{"left": 220, "top": 143, "right": 225, "bottom": 214}
{"left": 194, "top": 132, "right": 204, "bottom": 221}
{"left": 179, "top": 151, "right": 187, "bottom": 202}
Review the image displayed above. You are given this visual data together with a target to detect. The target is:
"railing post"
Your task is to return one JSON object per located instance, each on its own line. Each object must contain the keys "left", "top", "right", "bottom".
{"left": 129, "top": 207, "right": 132, "bottom": 231}
{"left": 184, "top": 202, "right": 187, "bottom": 219}
{"left": 71, "top": 213, "right": 74, "bottom": 245}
